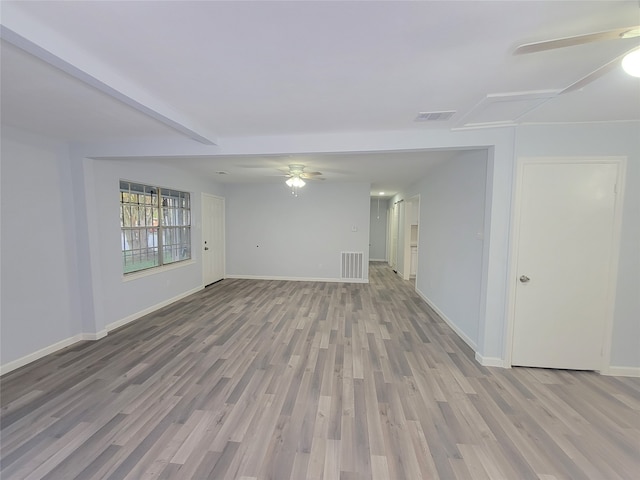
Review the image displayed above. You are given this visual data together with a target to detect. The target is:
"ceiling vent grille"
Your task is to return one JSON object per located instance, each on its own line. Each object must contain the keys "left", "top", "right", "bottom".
{"left": 414, "top": 111, "right": 456, "bottom": 122}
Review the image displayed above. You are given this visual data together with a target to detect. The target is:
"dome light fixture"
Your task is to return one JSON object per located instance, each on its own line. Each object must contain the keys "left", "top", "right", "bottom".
{"left": 285, "top": 176, "right": 306, "bottom": 188}
{"left": 285, "top": 174, "right": 305, "bottom": 197}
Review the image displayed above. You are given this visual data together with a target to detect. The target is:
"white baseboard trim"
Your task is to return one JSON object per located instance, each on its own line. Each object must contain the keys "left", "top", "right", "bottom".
{"left": 414, "top": 289, "right": 509, "bottom": 368}
{"left": 414, "top": 288, "right": 478, "bottom": 352}
{"left": 105, "top": 286, "right": 203, "bottom": 332}
{"left": 226, "top": 274, "right": 369, "bottom": 284}
{"left": 1, "top": 333, "right": 84, "bottom": 376}
{"left": 1, "top": 286, "right": 202, "bottom": 376}
{"left": 81, "top": 330, "right": 108, "bottom": 341}
{"left": 475, "top": 352, "right": 507, "bottom": 368}
{"left": 600, "top": 365, "right": 640, "bottom": 377}
{"left": 369, "top": 258, "right": 387, "bottom": 262}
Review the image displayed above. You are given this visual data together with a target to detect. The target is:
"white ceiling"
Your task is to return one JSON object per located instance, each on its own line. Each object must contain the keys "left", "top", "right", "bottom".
{"left": 107, "top": 149, "right": 464, "bottom": 195}
{"left": 1, "top": 0, "right": 639, "bottom": 196}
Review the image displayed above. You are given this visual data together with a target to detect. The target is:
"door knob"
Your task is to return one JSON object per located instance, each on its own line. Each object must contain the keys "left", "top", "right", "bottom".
{"left": 519, "top": 275, "right": 530, "bottom": 283}
{"left": 204, "top": 247, "right": 209, "bottom": 251}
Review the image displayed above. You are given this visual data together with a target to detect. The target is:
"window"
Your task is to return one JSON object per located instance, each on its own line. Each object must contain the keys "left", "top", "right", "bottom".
{"left": 120, "top": 180, "right": 191, "bottom": 274}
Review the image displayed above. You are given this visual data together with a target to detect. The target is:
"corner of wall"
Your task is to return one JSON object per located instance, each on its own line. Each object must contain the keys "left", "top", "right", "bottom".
{"left": 474, "top": 352, "right": 507, "bottom": 368}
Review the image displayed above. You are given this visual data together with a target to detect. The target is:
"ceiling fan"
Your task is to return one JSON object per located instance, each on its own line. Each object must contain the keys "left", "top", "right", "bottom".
{"left": 280, "top": 164, "right": 324, "bottom": 194}
{"left": 514, "top": 25, "right": 640, "bottom": 93}
{"left": 281, "top": 164, "right": 324, "bottom": 183}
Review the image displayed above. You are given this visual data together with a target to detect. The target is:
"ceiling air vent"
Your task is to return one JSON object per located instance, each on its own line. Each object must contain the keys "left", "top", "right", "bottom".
{"left": 414, "top": 111, "right": 456, "bottom": 122}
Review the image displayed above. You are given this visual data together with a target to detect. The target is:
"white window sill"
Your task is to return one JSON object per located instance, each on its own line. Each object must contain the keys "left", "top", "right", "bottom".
{"left": 122, "top": 259, "right": 196, "bottom": 282}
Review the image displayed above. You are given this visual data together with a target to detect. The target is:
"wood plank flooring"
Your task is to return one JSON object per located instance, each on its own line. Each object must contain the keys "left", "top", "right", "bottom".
{"left": 2, "top": 262, "right": 639, "bottom": 479}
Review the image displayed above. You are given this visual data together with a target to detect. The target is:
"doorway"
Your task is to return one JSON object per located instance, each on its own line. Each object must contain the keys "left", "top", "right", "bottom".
{"left": 508, "top": 158, "right": 625, "bottom": 370}
{"left": 403, "top": 195, "right": 420, "bottom": 281}
{"left": 389, "top": 201, "right": 400, "bottom": 271}
{"left": 202, "top": 193, "right": 225, "bottom": 286}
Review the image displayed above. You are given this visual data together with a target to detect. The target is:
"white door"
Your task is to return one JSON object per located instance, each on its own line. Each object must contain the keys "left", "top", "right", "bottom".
{"left": 202, "top": 194, "right": 225, "bottom": 286}
{"left": 511, "top": 160, "right": 621, "bottom": 370}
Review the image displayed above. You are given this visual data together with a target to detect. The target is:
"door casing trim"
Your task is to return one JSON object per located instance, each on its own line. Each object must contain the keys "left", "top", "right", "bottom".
{"left": 201, "top": 193, "right": 226, "bottom": 287}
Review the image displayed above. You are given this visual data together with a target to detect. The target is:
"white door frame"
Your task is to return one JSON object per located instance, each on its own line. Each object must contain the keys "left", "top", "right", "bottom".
{"left": 503, "top": 156, "right": 626, "bottom": 372}
{"left": 201, "top": 193, "right": 226, "bottom": 287}
{"left": 389, "top": 200, "right": 400, "bottom": 270}
{"left": 403, "top": 195, "right": 420, "bottom": 281}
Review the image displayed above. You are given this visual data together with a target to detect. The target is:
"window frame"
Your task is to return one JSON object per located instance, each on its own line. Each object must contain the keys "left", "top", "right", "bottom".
{"left": 120, "top": 180, "right": 192, "bottom": 276}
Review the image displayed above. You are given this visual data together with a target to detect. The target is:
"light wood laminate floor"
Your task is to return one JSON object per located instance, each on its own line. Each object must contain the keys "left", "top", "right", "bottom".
{"left": 1, "top": 262, "right": 639, "bottom": 479}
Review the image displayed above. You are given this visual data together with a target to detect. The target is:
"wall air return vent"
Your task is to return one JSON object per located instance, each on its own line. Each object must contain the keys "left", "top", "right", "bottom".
{"left": 341, "top": 252, "right": 364, "bottom": 280}
{"left": 414, "top": 111, "right": 456, "bottom": 122}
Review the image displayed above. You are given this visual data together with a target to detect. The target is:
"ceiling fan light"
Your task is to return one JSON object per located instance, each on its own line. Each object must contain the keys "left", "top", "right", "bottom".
{"left": 285, "top": 176, "right": 305, "bottom": 188}
{"left": 622, "top": 49, "right": 640, "bottom": 77}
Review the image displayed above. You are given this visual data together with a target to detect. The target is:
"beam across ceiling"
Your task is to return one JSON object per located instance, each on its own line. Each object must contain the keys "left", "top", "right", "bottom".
{"left": 0, "top": 5, "right": 218, "bottom": 145}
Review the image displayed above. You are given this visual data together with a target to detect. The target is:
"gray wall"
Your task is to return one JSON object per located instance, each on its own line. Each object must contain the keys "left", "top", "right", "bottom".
{"left": 369, "top": 197, "right": 388, "bottom": 261}
{"left": 1, "top": 130, "right": 83, "bottom": 365}
{"left": 84, "top": 158, "right": 226, "bottom": 334}
{"left": 226, "top": 182, "right": 371, "bottom": 280}
{"left": 0, "top": 128, "right": 227, "bottom": 367}
{"left": 398, "top": 150, "right": 488, "bottom": 347}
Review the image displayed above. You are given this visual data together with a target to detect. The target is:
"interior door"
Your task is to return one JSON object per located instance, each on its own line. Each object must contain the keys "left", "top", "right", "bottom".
{"left": 511, "top": 160, "right": 620, "bottom": 370}
{"left": 202, "top": 194, "right": 225, "bottom": 286}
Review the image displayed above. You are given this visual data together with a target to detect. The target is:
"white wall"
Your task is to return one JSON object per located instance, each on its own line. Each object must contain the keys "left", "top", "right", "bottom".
{"left": 82, "top": 158, "right": 225, "bottom": 334}
{"left": 404, "top": 150, "right": 488, "bottom": 347}
{"left": 515, "top": 122, "right": 640, "bottom": 369}
{"left": 226, "top": 182, "right": 370, "bottom": 281}
{"left": 1, "top": 129, "right": 83, "bottom": 366}
{"left": 0, "top": 127, "right": 227, "bottom": 370}
{"left": 76, "top": 127, "right": 517, "bottom": 364}
{"left": 369, "top": 197, "right": 388, "bottom": 261}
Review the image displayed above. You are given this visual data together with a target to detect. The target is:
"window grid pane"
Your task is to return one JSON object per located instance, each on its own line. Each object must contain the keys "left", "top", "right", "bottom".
{"left": 120, "top": 181, "right": 190, "bottom": 274}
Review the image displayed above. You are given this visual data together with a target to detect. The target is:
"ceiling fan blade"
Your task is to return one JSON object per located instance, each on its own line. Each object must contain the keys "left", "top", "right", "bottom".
{"left": 301, "top": 171, "right": 323, "bottom": 177}
{"left": 514, "top": 26, "right": 640, "bottom": 55}
{"left": 561, "top": 48, "right": 636, "bottom": 94}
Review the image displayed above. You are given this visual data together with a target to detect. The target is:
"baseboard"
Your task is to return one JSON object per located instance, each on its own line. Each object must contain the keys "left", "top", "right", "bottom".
{"left": 475, "top": 352, "right": 507, "bottom": 368}
{"left": 1, "top": 333, "right": 85, "bottom": 376}
{"left": 413, "top": 289, "right": 509, "bottom": 368}
{"left": 81, "top": 330, "right": 108, "bottom": 341}
{"left": 105, "top": 286, "right": 203, "bottom": 331}
{"left": 225, "top": 274, "right": 369, "bottom": 284}
{"left": 369, "top": 258, "right": 387, "bottom": 262}
{"left": 1, "top": 287, "right": 201, "bottom": 376}
{"left": 600, "top": 365, "right": 640, "bottom": 377}
{"left": 414, "top": 288, "right": 478, "bottom": 351}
